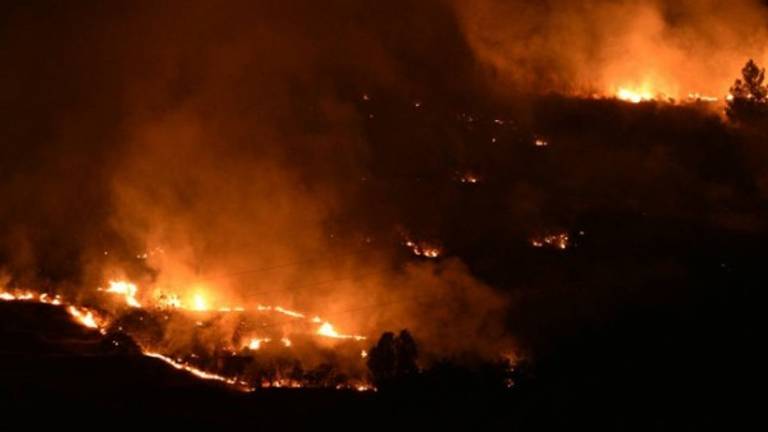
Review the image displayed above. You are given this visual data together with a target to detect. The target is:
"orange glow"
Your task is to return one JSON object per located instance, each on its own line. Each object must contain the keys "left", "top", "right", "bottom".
{"left": 156, "top": 292, "right": 182, "bottom": 309}
{"left": 404, "top": 239, "right": 441, "bottom": 259}
{"left": 192, "top": 293, "right": 208, "bottom": 311}
{"left": 531, "top": 233, "right": 569, "bottom": 250}
{"left": 616, "top": 87, "right": 655, "bottom": 103}
{"left": 459, "top": 173, "right": 480, "bottom": 184}
{"left": 67, "top": 305, "right": 101, "bottom": 330}
{"left": 317, "top": 321, "right": 366, "bottom": 341}
{"left": 1, "top": 289, "right": 63, "bottom": 305}
{"left": 1, "top": 285, "right": 373, "bottom": 390}
{"left": 144, "top": 352, "right": 250, "bottom": 390}
{"left": 247, "top": 337, "right": 271, "bottom": 350}
{"left": 687, "top": 93, "right": 719, "bottom": 103}
{"left": 103, "top": 280, "right": 141, "bottom": 308}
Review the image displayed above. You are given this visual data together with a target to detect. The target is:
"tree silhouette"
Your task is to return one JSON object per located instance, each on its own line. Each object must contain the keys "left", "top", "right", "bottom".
{"left": 395, "top": 329, "right": 419, "bottom": 377}
{"left": 366, "top": 332, "right": 396, "bottom": 385}
{"left": 726, "top": 59, "right": 768, "bottom": 123}
{"left": 367, "top": 330, "right": 420, "bottom": 387}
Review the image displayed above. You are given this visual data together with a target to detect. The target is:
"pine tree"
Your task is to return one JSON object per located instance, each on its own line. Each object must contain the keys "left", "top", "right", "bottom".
{"left": 726, "top": 59, "right": 768, "bottom": 123}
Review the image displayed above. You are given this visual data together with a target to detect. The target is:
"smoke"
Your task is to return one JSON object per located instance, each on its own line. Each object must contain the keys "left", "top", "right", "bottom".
{"left": 454, "top": 0, "right": 768, "bottom": 98}
{"left": 5, "top": 0, "right": 766, "bottom": 366}
{"left": 0, "top": 0, "right": 508, "bottom": 360}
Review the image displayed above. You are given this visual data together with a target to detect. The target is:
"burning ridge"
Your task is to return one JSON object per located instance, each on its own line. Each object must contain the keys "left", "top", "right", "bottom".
{"left": 0, "top": 284, "right": 373, "bottom": 392}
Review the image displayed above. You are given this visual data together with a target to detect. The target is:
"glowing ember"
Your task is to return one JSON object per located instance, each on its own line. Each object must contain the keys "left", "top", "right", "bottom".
{"left": 534, "top": 138, "right": 548, "bottom": 147}
{"left": 361, "top": 349, "right": 368, "bottom": 358}
{"left": 460, "top": 174, "right": 479, "bottom": 184}
{"left": 531, "top": 233, "right": 570, "bottom": 250}
{"left": 104, "top": 280, "right": 141, "bottom": 308}
{"left": 281, "top": 337, "right": 292, "bottom": 347}
{"left": 404, "top": 239, "right": 441, "bottom": 258}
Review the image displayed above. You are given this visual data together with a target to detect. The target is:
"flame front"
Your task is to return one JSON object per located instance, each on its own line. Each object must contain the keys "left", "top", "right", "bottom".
{"left": 317, "top": 321, "right": 366, "bottom": 341}
{"left": 3, "top": 278, "right": 374, "bottom": 391}
{"left": 144, "top": 352, "right": 250, "bottom": 390}
{"left": 616, "top": 87, "right": 656, "bottom": 103}
{"left": 66, "top": 306, "right": 101, "bottom": 330}
{"left": 104, "top": 280, "right": 141, "bottom": 308}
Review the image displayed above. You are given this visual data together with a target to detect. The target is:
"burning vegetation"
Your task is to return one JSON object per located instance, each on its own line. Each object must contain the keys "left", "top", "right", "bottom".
{"left": 1, "top": 282, "right": 373, "bottom": 390}
{"left": 0, "top": 0, "right": 764, "bottom": 427}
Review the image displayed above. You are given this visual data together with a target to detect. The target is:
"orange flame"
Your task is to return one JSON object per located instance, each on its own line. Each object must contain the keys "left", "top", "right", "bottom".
{"left": 144, "top": 352, "right": 251, "bottom": 390}
{"left": 103, "top": 280, "right": 141, "bottom": 308}
{"left": 616, "top": 87, "right": 655, "bottom": 103}
{"left": 67, "top": 305, "right": 101, "bottom": 330}
{"left": 247, "top": 337, "right": 270, "bottom": 350}
{"left": 316, "top": 322, "right": 366, "bottom": 341}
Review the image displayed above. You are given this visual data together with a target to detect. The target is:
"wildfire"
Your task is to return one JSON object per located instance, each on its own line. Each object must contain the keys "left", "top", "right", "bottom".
{"left": 316, "top": 322, "right": 366, "bottom": 341}
{"left": 0, "top": 289, "right": 62, "bottom": 305}
{"left": 247, "top": 337, "right": 271, "bottom": 350}
{"left": 257, "top": 305, "right": 306, "bottom": 319}
{"left": 616, "top": 87, "right": 655, "bottom": 103}
{"left": 263, "top": 379, "right": 303, "bottom": 389}
{"left": 687, "top": 93, "right": 719, "bottom": 103}
{"left": 612, "top": 87, "right": 720, "bottom": 105}
{"left": 103, "top": 280, "right": 141, "bottom": 308}
{"left": 459, "top": 173, "right": 480, "bottom": 184}
{"left": 192, "top": 293, "right": 208, "bottom": 311}
{"left": 67, "top": 305, "right": 101, "bottom": 330}
{"left": 2, "top": 278, "right": 373, "bottom": 391}
{"left": 156, "top": 292, "right": 182, "bottom": 309}
{"left": 144, "top": 351, "right": 250, "bottom": 390}
{"left": 404, "top": 239, "right": 441, "bottom": 258}
{"left": 531, "top": 232, "right": 569, "bottom": 250}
